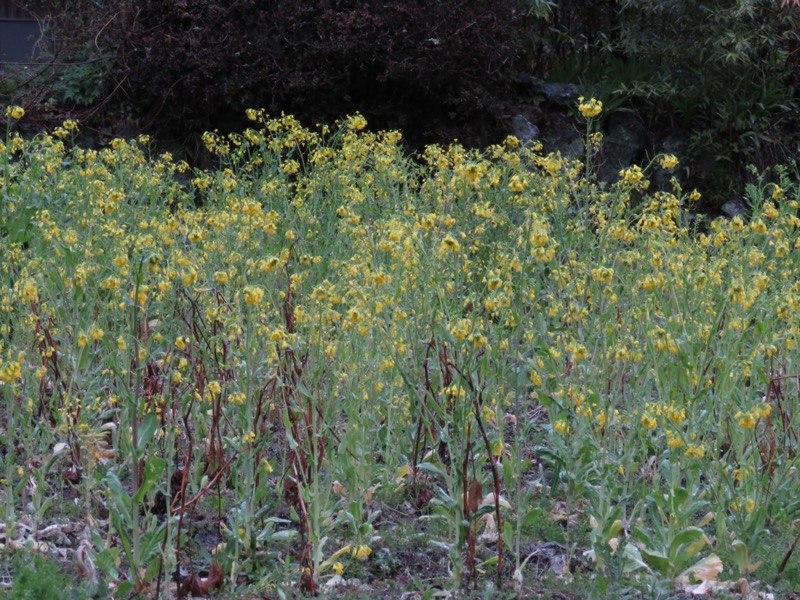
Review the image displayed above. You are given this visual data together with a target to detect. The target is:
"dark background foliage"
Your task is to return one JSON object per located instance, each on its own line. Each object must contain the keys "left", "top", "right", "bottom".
{"left": 113, "top": 0, "right": 528, "bottom": 149}
{"left": 4, "top": 0, "right": 800, "bottom": 205}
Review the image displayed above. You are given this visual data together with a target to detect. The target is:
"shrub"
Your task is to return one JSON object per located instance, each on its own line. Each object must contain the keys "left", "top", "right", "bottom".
{"left": 537, "top": 0, "right": 800, "bottom": 202}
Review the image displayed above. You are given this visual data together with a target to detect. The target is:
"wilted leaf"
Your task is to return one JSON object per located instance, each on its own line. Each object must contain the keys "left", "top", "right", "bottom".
{"left": 332, "top": 480, "right": 348, "bottom": 497}
{"left": 478, "top": 513, "right": 497, "bottom": 542}
{"left": 363, "top": 484, "right": 380, "bottom": 503}
{"left": 394, "top": 464, "right": 411, "bottom": 484}
{"left": 181, "top": 560, "right": 223, "bottom": 596}
{"left": 676, "top": 553, "right": 723, "bottom": 585}
{"left": 467, "top": 479, "right": 482, "bottom": 513}
{"left": 480, "top": 492, "right": 511, "bottom": 510}
{"left": 52, "top": 442, "right": 69, "bottom": 456}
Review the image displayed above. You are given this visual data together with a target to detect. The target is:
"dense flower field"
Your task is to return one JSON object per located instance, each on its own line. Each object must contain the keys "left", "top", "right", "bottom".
{"left": 1, "top": 103, "right": 800, "bottom": 597}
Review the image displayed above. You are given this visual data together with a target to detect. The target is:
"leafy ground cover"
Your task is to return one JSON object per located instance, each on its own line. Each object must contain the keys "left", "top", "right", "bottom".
{"left": 1, "top": 102, "right": 800, "bottom": 598}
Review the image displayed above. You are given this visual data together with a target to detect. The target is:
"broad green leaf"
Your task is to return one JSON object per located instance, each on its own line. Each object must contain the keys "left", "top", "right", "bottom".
{"left": 522, "top": 507, "right": 542, "bottom": 528}
{"left": 640, "top": 547, "right": 671, "bottom": 576}
{"left": 622, "top": 543, "right": 651, "bottom": 574}
{"left": 669, "top": 527, "right": 705, "bottom": 563}
{"left": 104, "top": 471, "right": 131, "bottom": 523}
{"left": 416, "top": 461, "right": 447, "bottom": 478}
{"left": 137, "top": 411, "right": 159, "bottom": 450}
{"left": 132, "top": 457, "right": 166, "bottom": 503}
{"left": 265, "top": 529, "right": 297, "bottom": 542}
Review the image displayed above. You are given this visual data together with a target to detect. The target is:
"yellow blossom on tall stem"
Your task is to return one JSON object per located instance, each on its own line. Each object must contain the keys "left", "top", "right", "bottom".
{"left": 658, "top": 154, "right": 679, "bottom": 169}
{"left": 351, "top": 544, "right": 372, "bottom": 560}
{"left": 5, "top": 105, "right": 24, "bottom": 120}
{"left": 577, "top": 97, "right": 603, "bottom": 119}
{"left": 243, "top": 285, "right": 265, "bottom": 306}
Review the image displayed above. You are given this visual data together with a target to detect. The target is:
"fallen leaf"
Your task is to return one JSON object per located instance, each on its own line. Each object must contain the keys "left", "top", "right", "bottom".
{"left": 181, "top": 560, "right": 224, "bottom": 596}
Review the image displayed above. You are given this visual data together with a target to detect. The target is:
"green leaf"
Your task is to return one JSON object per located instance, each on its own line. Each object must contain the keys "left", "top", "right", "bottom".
{"left": 428, "top": 540, "right": 452, "bottom": 552}
{"left": 416, "top": 461, "right": 447, "bottom": 479}
{"left": 503, "top": 520, "right": 514, "bottom": 546}
{"left": 116, "top": 581, "right": 135, "bottom": 597}
{"left": 610, "top": 518, "right": 625, "bottom": 537}
{"left": 733, "top": 539, "right": 748, "bottom": 575}
{"left": 481, "top": 555, "right": 499, "bottom": 567}
{"left": 137, "top": 411, "right": 159, "bottom": 450}
{"left": 522, "top": 507, "right": 542, "bottom": 528}
{"left": 668, "top": 527, "right": 705, "bottom": 563}
{"left": 104, "top": 472, "right": 131, "bottom": 524}
{"left": 632, "top": 525, "right": 655, "bottom": 548}
{"left": 640, "top": 547, "right": 672, "bottom": 576}
{"left": 132, "top": 457, "right": 166, "bottom": 503}
{"left": 672, "top": 487, "right": 689, "bottom": 507}
{"left": 622, "top": 543, "right": 650, "bottom": 574}
{"left": 265, "top": 529, "right": 297, "bottom": 542}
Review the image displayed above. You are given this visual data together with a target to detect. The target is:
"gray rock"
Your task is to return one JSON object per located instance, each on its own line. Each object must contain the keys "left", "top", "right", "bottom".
{"left": 597, "top": 112, "right": 650, "bottom": 184}
{"left": 540, "top": 112, "right": 584, "bottom": 161}
{"left": 510, "top": 114, "right": 540, "bottom": 146}
{"left": 721, "top": 198, "right": 747, "bottom": 218}
{"left": 651, "top": 134, "right": 688, "bottom": 192}
{"left": 533, "top": 82, "right": 581, "bottom": 107}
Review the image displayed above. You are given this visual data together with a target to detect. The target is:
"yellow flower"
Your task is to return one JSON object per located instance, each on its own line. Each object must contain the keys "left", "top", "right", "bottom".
{"left": 346, "top": 114, "right": 367, "bottom": 131}
{"left": 332, "top": 562, "right": 344, "bottom": 575}
{"left": 735, "top": 411, "right": 755, "bottom": 429}
{"left": 89, "top": 323, "right": 104, "bottom": 341}
{"left": 20, "top": 279, "right": 39, "bottom": 303}
{"left": 641, "top": 414, "right": 657, "bottom": 430}
{"left": 214, "top": 271, "right": 229, "bottom": 285}
{"left": 5, "top": 105, "right": 24, "bottom": 120}
{"left": 243, "top": 285, "right": 265, "bottom": 306}
{"left": 619, "top": 165, "right": 644, "bottom": 185}
{"left": 508, "top": 175, "right": 526, "bottom": 193}
{"left": 0, "top": 361, "right": 21, "bottom": 383}
{"left": 439, "top": 235, "right": 461, "bottom": 254}
{"left": 591, "top": 267, "right": 614, "bottom": 284}
{"left": 351, "top": 544, "right": 372, "bottom": 560}
{"left": 182, "top": 268, "right": 197, "bottom": 287}
{"left": 751, "top": 219, "right": 767, "bottom": 234}
{"left": 753, "top": 402, "right": 771, "bottom": 419}
{"left": 658, "top": 154, "right": 679, "bottom": 169}
{"left": 577, "top": 96, "right": 603, "bottom": 119}
{"left": 684, "top": 443, "right": 705, "bottom": 459}
{"left": 207, "top": 380, "right": 222, "bottom": 395}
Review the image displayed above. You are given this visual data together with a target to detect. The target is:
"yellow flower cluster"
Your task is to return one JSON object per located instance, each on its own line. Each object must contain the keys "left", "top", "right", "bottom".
{"left": 5, "top": 105, "right": 24, "bottom": 120}
{"left": 0, "top": 102, "right": 798, "bottom": 586}
{"left": 578, "top": 96, "right": 603, "bottom": 119}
